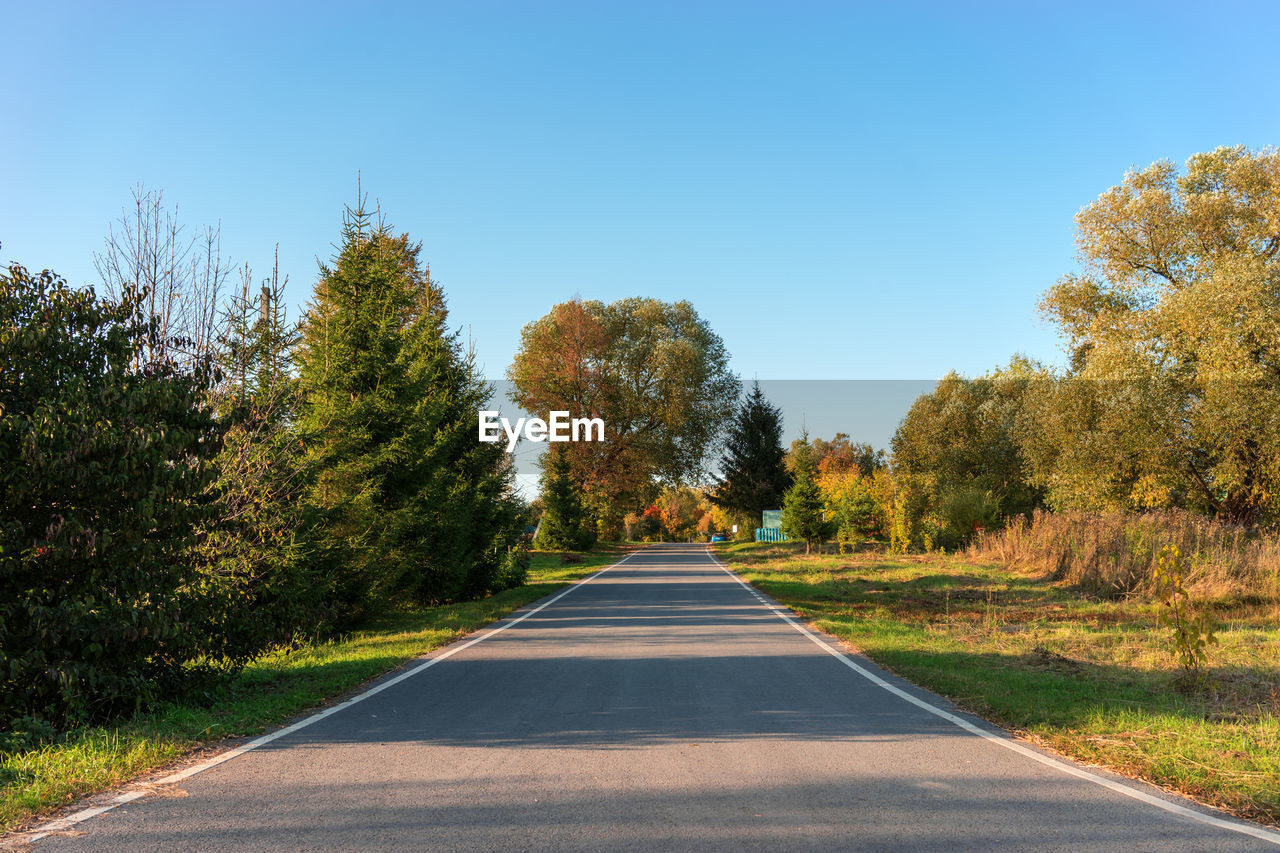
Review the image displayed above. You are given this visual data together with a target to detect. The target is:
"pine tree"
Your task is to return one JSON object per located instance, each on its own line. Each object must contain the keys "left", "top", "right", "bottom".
{"left": 710, "top": 381, "right": 792, "bottom": 523}
{"left": 295, "top": 199, "right": 520, "bottom": 617}
{"left": 536, "top": 445, "right": 596, "bottom": 551}
{"left": 782, "top": 431, "right": 829, "bottom": 554}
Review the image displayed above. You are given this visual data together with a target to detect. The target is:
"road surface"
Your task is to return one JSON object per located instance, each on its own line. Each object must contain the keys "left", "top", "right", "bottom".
{"left": 29, "top": 544, "right": 1279, "bottom": 851}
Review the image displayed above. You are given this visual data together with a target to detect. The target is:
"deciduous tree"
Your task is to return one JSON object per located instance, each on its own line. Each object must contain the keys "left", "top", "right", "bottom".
{"left": 0, "top": 265, "right": 223, "bottom": 724}
{"left": 1035, "top": 146, "right": 1280, "bottom": 524}
{"left": 509, "top": 297, "right": 738, "bottom": 528}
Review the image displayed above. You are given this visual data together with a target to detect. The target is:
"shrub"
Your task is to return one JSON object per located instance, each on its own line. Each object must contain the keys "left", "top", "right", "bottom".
{"left": 1152, "top": 545, "right": 1218, "bottom": 687}
{"left": 0, "top": 266, "right": 223, "bottom": 725}
{"left": 934, "top": 487, "right": 1003, "bottom": 550}
{"left": 493, "top": 542, "right": 531, "bottom": 591}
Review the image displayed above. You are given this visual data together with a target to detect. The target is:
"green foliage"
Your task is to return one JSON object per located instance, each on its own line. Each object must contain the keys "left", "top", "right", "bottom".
{"left": 819, "top": 467, "right": 879, "bottom": 553}
{"left": 1152, "top": 545, "right": 1218, "bottom": 688}
{"left": 933, "top": 487, "right": 1003, "bottom": 551}
{"left": 0, "top": 265, "right": 223, "bottom": 725}
{"left": 509, "top": 297, "right": 739, "bottom": 523}
{"left": 197, "top": 259, "right": 329, "bottom": 658}
{"left": 493, "top": 541, "right": 532, "bottom": 590}
{"left": 536, "top": 446, "right": 596, "bottom": 551}
{"left": 781, "top": 432, "right": 830, "bottom": 553}
{"left": 295, "top": 201, "right": 521, "bottom": 618}
{"left": 1034, "top": 146, "right": 1280, "bottom": 524}
{"left": 710, "top": 381, "right": 792, "bottom": 519}
{"left": 891, "top": 359, "right": 1045, "bottom": 546}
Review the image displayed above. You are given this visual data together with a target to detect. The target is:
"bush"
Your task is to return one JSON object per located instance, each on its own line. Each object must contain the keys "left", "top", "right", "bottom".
{"left": 0, "top": 266, "right": 223, "bottom": 725}
{"left": 933, "top": 487, "right": 1003, "bottom": 550}
{"left": 493, "top": 543, "right": 531, "bottom": 591}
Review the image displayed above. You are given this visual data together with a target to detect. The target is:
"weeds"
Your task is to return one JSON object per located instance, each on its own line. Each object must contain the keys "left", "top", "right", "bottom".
{"left": 971, "top": 509, "right": 1280, "bottom": 599}
{"left": 1153, "top": 545, "right": 1219, "bottom": 689}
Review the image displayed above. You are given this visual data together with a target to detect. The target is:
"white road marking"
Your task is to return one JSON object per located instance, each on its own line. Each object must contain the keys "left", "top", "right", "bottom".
{"left": 25, "top": 550, "right": 638, "bottom": 843}
{"left": 706, "top": 546, "right": 1280, "bottom": 846}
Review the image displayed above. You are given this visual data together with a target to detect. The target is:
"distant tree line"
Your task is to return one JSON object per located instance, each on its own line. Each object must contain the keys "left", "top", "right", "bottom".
{"left": 1, "top": 190, "right": 527, "bottom": 727}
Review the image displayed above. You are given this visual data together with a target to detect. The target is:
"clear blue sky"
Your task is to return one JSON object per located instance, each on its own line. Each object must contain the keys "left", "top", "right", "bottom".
{"left": 5, "top": 1, "right": 1279, "bottom": 380}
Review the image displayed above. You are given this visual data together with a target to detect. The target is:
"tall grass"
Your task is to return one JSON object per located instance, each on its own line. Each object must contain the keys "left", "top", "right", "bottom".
{"left": 971, "top": 509, "right": 1280, "bottom": 599}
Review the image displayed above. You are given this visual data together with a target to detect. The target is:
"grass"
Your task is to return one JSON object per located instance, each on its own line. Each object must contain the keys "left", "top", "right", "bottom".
{"left": 0, "top": 544, "right": 629, "bottom": 835}
{"left": 716, "top": 539, "right": 1280, "bottom": 826}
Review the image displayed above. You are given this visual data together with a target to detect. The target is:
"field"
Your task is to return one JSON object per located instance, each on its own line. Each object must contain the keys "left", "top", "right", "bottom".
{"left": 717, "top": 540, "right": 1280, "bottom": 825}
{"left": 0, "top": 546, "right": 629, "bottom": 834}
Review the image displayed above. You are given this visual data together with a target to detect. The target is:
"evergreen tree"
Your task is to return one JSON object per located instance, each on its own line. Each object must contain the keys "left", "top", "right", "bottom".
{"left": 536, "top": 445, "right": 596, "bottom": 551}
{"left": 710, "top": 381, "right": 792, "bottom": 523}
{"left": 295, "top": 199, "right": 520, "bottom": 617}
{"left": 782, "top": 431, "right": 830, "bottom": 554}
{"left": 199, "top": 255, "right": 326, "bottom": 657}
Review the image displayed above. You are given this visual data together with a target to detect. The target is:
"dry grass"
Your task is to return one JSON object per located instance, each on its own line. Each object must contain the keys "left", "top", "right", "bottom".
{"left": 718, "top": 539, "right": 1280, "bottom": 824}
{"left": 971, "top": 509, "right": 1280, "bottom": 600}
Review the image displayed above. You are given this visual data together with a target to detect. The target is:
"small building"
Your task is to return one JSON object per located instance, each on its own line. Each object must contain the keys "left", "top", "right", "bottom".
{"left": 756, "top": 509, "right": 787, "bottom": 542}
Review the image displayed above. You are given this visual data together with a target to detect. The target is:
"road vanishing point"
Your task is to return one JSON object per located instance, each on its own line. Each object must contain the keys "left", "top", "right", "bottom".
{"left": 27, "top": 544, "right": 1280, "bottom": 851}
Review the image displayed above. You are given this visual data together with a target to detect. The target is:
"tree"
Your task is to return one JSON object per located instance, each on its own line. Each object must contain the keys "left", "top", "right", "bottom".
{"left": 1035, "top": 146, "right": 1280, "bottom": 524}
{"left": 786, "top": 432, "right": 885, "bottom": 479}
{"left": 509, "top": 297, "right": 739, "bottom": 528}
{"left": 710, "top": 381, "right": 792, "bottom": 522}
{"left": 296, "top": 198, "right": 521, "bottom": 617}
{"left": 820, "top": 467, "right": 880, "bottom": 553}
{"left": 0, "top": 265, "right": 223, "bottom": 724}
{"left": 536, "top": 445, "right": 596, "bottom": 551}
{"left": 94, "top": 184, "right": 232, "bottom": 367}
{"left": 197, "top": 252, "right": 328, "bottom": 658}
{"left": 782, "top": 432, "right": 829, "bottom": 553}
{"left": 892, "top": 358, "right": 1045, "bottom": 545}
{"left": 654, "top": 486, "right": 705, "bottom": 541}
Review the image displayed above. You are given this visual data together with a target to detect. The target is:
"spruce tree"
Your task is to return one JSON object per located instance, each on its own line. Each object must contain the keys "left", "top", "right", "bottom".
{"left": 710, "top": 381, "right": 792, "bottom": 523}
{"left": 296, "top": 199, "right": 520, "bottom": 617}
{"left": 782, "top": 431, "right": 829, "bottom": 554}
{"left": 536, "top": 445, "right": 596, "bottom": 551}
{"left": 201, "top": 256, "right": 325, "bottom": 658}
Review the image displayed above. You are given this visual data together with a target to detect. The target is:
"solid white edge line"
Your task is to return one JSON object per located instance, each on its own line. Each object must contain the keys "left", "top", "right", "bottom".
{"left": 705, "top": 546, "right": 1280, "bottom": 847}
{"left": 24, "top": 549, "right": 639, "bottom": 843}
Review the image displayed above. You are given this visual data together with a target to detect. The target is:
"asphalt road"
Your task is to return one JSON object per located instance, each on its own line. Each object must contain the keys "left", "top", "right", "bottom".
{"left": 31, "top": 544, "right": 1279, "bottom": 851}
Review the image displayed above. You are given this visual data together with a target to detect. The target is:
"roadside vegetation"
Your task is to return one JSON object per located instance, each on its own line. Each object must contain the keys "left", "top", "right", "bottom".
{"left": 718, "top": 539, "right": 1280, "bottom": 825}
{"left": 7, "top": 145, "right": 1280, "bottom": 833}
{"left": 0, "top": 546, "right": 627, "bottom": 834}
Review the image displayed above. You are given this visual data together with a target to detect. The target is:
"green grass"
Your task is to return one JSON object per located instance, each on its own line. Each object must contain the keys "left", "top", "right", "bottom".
{"left": 717, "top": 540, "right": 1280, "bottom": 825}
{"left": 0, "top": 544, "right": 629, "bottom": 834}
